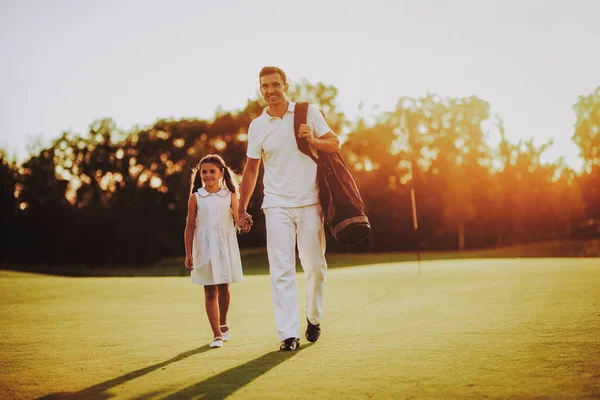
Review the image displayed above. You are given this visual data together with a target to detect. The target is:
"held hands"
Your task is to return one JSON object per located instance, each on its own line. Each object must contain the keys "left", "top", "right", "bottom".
{"left": 184, "top": 255, "right": 194, "bottom": 270}
{"left": 238, "top": 210, "right": 253, "bottom": 233}
{"left": 298, "top": 124, "right": 315, "bottom": 145}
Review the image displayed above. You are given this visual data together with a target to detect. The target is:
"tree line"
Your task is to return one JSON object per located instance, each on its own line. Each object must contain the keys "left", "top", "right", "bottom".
{"left": 1, "top": 83, "right": 598, "bottom": 266}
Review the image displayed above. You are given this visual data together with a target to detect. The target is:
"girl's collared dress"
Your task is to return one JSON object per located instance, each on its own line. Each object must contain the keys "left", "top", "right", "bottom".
{"left": 191, "top": 187, "right": 243, "bottom": 285}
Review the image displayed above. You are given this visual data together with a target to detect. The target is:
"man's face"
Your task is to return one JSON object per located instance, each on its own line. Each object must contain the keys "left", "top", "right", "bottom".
{"left": 260, "top": 73, "right": 288, "bottom": 107}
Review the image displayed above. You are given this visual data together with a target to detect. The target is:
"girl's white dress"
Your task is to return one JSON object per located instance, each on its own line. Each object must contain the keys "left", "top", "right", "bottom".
{"left": 191, "top": 187, "right": 243, "bottom": 285}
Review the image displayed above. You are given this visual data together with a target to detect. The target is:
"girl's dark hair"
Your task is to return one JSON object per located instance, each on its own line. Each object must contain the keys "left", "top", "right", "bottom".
{"left": 189, "top": 154, "right": 239, "bottom": 197}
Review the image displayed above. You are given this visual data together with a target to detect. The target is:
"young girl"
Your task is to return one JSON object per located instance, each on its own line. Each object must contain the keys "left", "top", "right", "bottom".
{"left": 184, "top": 154, "right": 244, "bottom": 348}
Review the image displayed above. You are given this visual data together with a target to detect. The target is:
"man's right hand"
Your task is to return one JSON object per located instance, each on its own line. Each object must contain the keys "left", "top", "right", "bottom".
{"left": 238, "top": 210, "right": 253, "bottom": 232}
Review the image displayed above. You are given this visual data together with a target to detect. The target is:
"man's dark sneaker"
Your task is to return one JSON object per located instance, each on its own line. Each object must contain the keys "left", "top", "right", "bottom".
{"left": 305, "top": 318, "right": 321, "bottom": 342}
{"left": 280, "top": 337, "right": 300, "bottom": 351}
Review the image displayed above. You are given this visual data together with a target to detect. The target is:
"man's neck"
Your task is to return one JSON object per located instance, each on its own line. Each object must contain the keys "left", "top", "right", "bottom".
{"left": 267, "top": 100, "right": 289, "bottom": 119}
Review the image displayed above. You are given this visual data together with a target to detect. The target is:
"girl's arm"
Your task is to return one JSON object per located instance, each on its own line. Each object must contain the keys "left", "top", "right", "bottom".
{"left": 184, "top": 194, "right": 197, "bottom": 270}
{"left": 231, "top": 193, "right": 241, "bottom": 230}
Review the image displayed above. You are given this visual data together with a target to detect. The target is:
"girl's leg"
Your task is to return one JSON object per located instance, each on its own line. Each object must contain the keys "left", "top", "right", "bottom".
{"left": 204, "top": 285, "right": 221, "bottom": 338}
{"left": 217, "top": 283, "right": 230, "bottom": 332}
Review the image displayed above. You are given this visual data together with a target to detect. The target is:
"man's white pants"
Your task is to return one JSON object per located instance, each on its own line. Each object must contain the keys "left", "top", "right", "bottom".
{"left": 264, "top": 204, "right": 327, "bottom": 341}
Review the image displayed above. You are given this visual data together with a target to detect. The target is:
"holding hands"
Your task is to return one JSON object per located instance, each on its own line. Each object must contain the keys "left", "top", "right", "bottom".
{"left": 238, "top": 209, "right": 253, "bottom": 233}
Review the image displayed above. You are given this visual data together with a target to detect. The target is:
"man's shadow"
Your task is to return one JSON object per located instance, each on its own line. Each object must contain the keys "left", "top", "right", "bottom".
{"left": 39, "top": 344, "right": 309, "bottom": 399}
{"left": 154, "top": 345, "right": 309, "bottom": 400}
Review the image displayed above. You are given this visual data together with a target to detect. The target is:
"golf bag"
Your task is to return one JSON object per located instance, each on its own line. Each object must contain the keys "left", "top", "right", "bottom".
{"left": 293, "top": 102, "right": 371, "bottom": 246}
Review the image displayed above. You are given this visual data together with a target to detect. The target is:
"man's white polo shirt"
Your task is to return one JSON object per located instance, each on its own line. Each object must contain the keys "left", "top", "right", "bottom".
{"left": 247, "top": 101, "right": 331, "bottom": 209}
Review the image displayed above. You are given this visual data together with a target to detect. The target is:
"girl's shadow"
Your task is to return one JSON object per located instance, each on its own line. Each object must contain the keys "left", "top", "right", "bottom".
{"left": 39, "top": 345, "right": 212, "bottom": 399}
{"left": 39, "top": 343, "right": 310, "bottom": 399}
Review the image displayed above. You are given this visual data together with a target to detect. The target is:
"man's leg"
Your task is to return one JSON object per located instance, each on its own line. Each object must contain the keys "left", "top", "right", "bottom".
{"left": 264, "top": 207, "right": 300, "bottom": 341}
{"left": 297, "top": 204, "right": 327, "bottom": 326}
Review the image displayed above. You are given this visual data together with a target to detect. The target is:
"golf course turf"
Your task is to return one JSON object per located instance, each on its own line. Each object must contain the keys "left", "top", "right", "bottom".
{"left": 1, "top": 258, "right": 599, "bottom": 399}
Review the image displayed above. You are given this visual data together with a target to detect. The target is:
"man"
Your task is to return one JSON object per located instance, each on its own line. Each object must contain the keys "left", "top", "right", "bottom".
{"left": 238, "top": 66, "right": 340, "bottom": 351}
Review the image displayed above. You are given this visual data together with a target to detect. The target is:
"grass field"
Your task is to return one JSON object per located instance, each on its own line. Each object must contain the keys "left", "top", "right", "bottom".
{"left": 1, "top": 257, "right": 599, "bottom": 399}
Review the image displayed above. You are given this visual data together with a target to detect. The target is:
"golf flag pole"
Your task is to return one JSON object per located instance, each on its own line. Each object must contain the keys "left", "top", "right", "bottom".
{"left": 401, "top": 109, "right": 422, "bottom": 271}
{"left": 410, "top": 187, "right": 421, "bottom": 271}
{"left": 410, "top": 188, "right": 418, "bottom": 230}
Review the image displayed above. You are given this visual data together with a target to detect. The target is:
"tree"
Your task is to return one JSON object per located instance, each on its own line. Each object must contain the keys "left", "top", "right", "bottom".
{"left": 0, "top": 151, "right": 20, "bottom": 262}
{"left": 572, "top": 86, "right": 600, "bottom": 170}
{"left": 387, "top": 94, "right": 493, "bottom": 250}
{"left": 341, "top": 119, "right": 412, "bottom": 252}
{"left": 572, "top": 86, "right": 600, "bottom": 223}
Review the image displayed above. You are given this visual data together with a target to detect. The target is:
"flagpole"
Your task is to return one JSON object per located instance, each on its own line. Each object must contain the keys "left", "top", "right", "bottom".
{"left": 410, "top": 186, "right": 421, "bottom": 273}
{"left": 401, "top": 109, "right": 422, "bottom": 273}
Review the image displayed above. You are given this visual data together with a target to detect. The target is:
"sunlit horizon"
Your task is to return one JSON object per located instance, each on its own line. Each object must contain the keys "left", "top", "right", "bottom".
{"left": 1, "top": 0, "right": 599, "bottom": 171}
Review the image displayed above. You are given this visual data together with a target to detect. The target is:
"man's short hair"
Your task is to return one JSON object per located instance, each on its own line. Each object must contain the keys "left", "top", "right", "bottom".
{"left": 259, "top": 66, "right": 287, "bottom": 85}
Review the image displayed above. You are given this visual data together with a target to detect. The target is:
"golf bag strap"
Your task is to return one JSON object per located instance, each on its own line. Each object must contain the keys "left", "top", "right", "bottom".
{"left": 293, "top": 102, "right": 319, "bottom": 164}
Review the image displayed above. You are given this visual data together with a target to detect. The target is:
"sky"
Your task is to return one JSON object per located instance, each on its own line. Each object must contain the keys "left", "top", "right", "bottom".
{"left": 1, "top": 0, "right": 599, "bottom": 170}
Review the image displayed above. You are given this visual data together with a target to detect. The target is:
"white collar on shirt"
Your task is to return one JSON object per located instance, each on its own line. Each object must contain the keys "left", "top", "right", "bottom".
{"left": 261, "top": 101, "right": 296, "bottom": 121}
{"left": 197, "top": 187, "right": 229, "bottom": 197}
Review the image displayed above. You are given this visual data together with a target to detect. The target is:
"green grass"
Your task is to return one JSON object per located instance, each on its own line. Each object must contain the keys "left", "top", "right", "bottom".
{"left": 3, "top": 239, "right": 599, "bottom": 277}
{"left": 1, "top": 258, "right": 599, "bottom": 399}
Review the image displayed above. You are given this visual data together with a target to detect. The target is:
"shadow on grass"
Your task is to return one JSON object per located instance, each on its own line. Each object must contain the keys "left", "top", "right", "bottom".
{"left": 144, "top": 344, "right": 309, "bottom": 400}
{"left": 39, "top": 344, "right": 309, "bottom": 399}
{"left": 38, "top": 345, "right": 212, "bottom": 399}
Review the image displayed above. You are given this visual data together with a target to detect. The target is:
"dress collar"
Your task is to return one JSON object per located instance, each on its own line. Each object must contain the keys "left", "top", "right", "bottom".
{"left": 197, "top": 187, "right": 229, "bottom": 197}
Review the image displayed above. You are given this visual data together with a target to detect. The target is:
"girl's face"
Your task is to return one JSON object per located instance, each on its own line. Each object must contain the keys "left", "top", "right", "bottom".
{"left": 200, "top": 162, "right": 224, "bottom": 190}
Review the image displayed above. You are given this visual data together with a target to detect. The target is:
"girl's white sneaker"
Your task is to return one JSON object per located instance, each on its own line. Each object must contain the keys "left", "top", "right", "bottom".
{"left": 209, "top": 337, "right": 223, "bottom": 348}
{"left": 220, "top": 324, "right": 230, "bottom": 342}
